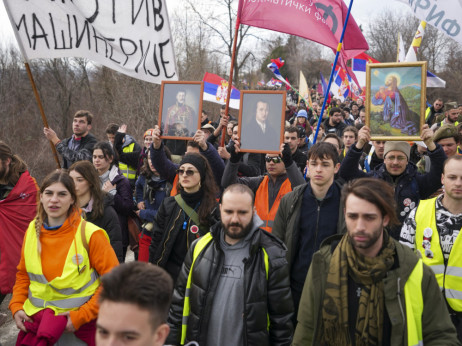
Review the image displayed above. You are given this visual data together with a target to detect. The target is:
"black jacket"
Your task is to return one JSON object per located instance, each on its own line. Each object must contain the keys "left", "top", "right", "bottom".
{"left": 114, "top": 132, "right": 142, "bottom": 169}
{"left": 84, "top": 193, "right": 123, "bottom": 262}
{"left": 167, "top": 220, "right": 294, "bottom": 346}
{"left": 56, "top": 133, "right": 97, "bottom": 169}
{"left": 148, "top": 196, "right": 220, "bottom": 282}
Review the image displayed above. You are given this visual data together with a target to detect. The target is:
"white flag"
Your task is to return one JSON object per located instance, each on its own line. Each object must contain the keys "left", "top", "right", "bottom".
{"left": 397, "top": 33, "right": 406, "bottom": 62}
{"left": 3, "top": 0, "right": 178, "bottom": 84}
{"left": 396, "top": 0, "right": 462, "bottom": 46}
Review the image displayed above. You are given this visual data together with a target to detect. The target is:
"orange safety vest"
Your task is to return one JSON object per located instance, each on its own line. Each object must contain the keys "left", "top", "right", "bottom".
{"left": 170, "top": 174, "right": 179, "bottom": 196}
{"left": 255, "top": 176, "right": 292, "bottom": 233}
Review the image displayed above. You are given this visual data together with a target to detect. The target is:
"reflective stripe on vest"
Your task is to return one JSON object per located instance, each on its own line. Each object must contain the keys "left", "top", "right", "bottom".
{"left": 425, "top": 107, "right": 431, "bottom": 120}
{"left": 22, "top": 219, "right": 106, "bottom": 315}
{"left": 255, "top": 176, "right": 292, "bottom": 233}
{"left": 415, "top": 198, "right": 462, "bottom": 311}
{"left": 404, "top": 258, "right": 424, "bottom": 346}
{"left": 119, "top": 142, "right": 137, "bottom": 180}
{"left": 170, "top": 174, "right": 179, "bottom": 196}
{"left": 180, "top": 234, "right": 270, "bottom": 345}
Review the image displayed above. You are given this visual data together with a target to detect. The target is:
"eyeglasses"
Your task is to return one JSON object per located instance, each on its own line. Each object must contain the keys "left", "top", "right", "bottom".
{"left": 265, "top": 156, "right": 282, "bottom": 164}
{"left": 176, "top": 168, "right": 199, "bottom": 176}
{"left": 386, "top": 155, "right": 407, "bottom": 162}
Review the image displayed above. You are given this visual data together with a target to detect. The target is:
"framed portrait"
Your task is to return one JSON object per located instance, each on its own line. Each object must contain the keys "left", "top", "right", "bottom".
{"left": 366, "top": 61, "right": 427, "bottom": 141}
{"left": 238, "top": 90, "right": 286, "bottom": 154}
{"left": 158, "top": 81, "right": 204, "bottom": 140}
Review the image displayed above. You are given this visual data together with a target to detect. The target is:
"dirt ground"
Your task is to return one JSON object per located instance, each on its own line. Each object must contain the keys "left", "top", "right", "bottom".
{"left": 0, "top": 249, "right": 135, "bottom": 345}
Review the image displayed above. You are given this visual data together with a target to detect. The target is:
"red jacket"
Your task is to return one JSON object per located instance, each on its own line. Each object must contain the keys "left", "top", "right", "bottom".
{"left": 0, "top": 171, "right": 37, "bottom": 294}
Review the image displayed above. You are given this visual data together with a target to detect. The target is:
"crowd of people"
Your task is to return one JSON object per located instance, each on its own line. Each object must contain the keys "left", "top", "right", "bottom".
{"left": 1, "top": 92, "right": 462, "bottom": 345}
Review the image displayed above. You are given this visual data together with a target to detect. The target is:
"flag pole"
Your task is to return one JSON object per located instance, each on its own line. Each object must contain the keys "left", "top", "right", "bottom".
{"left": 313, "top": 0, "right": 355, "bottom": 144}
{"left": 220, "top": 18, "right": 241, "bottom": 147}
{"left": 3, "top": 2, "right": 61, "bottom": 169}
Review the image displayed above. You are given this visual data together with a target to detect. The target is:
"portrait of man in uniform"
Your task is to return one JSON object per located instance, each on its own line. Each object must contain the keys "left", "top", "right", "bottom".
{"left": 159, "top": 82, "right": 203, "bottom": 139}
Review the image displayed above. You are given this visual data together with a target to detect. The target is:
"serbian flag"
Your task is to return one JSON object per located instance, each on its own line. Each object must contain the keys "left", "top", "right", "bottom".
{"left": 202, "top": 72, "right": 241, "bottom": 109}
{"left": 352, "top": 52, "right": 379, "bottom": 88}
{"left": 257, "top": 79, "right": 265, "bottom": 86}
{"left": 331, "top": 67, "right": 350, "bottom": 101}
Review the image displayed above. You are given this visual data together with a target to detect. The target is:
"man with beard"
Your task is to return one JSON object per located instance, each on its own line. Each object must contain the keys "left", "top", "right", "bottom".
{"left": 432, "top": 102, "right": 460, "bottom": 131}
{"left": 167, "top": 184, "right": 293, "bottom": 346}
{"left": 0, "top": 142, "right": 38, "bottom": 326}
{"left": 43, "top": 110, "right": 97, "bottom": 169}
{"left": 323, "top": 107, "right": 347, "bottom": 137}
{"left": 293, "top": 178, "right": 458, "bottom": 345}
{"left": 400, "top": 156, "right": 462, "bottom": 341}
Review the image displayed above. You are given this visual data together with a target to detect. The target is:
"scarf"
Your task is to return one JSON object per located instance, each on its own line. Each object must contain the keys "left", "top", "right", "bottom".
{"left": 321, "top": 231, "right": 395, "bottom": 346}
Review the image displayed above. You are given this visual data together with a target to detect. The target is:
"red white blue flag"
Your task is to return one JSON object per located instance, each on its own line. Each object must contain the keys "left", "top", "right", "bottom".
{"left": 202, "top": 72, "right": 241, "bottom": 109}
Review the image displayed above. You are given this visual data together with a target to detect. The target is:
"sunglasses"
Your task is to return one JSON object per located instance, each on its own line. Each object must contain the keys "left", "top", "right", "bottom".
{"left": 176, "top": 168, "right": 199, "bottom": 176}
{"left": 265, "top": 156, "right": 282, "bottom": 164}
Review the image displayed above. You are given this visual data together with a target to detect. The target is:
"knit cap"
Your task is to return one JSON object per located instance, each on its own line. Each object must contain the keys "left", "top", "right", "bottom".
{"left": 179, "top": 154, "right": 206, "bottom": 181}
{"left": 296, "top": 110, "right": 308, "bottom": 118}
{"left": 384, "top": 141, "right": 411, "bottom": 160}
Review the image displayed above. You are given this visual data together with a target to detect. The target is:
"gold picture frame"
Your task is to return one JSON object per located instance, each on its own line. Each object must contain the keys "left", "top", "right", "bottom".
{"left": 366, "top": 61, "right": 427, "bottom": 141}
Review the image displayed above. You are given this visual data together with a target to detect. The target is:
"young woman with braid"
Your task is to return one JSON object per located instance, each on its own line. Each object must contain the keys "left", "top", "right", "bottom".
{"left": 9, "top": 171, "right": 119, "bottom": 345}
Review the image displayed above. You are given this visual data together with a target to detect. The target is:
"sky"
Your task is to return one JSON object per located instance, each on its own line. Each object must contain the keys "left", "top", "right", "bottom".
{"left": 0, "top": 0, "right": 411, "bottom": 52}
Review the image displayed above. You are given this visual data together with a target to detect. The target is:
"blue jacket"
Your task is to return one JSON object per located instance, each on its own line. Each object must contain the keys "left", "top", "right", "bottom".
{"left": 135, "top": 175, "right": 167, "bottom": 222}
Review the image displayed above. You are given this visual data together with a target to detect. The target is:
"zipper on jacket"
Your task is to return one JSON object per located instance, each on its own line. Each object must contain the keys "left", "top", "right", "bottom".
{"left": 242, "top": 257, "right": 249, "bottom": 346}
{"left": 156, "top": 209, "right": 182, "bottom": 265}
{"left": 313, "top": 202, "right": 322, "bottom": 251}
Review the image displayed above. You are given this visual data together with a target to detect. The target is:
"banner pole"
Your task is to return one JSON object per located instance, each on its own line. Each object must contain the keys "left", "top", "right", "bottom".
{"left": 3, "top": 1, "right": 61, "bottom": 168}
{"left": 313, "top": 0, "right": 355, "bottom": 144}
{"left": 220, "top": 18, "right": 241, "bottom": 147}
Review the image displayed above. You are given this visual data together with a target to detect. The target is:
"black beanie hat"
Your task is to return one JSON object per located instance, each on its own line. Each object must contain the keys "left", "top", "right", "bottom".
{"left": 179, "top": 153, "right": 206, "bottom": 181}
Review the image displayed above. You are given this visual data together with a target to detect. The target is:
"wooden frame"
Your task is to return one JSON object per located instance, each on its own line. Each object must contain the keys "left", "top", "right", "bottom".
{"left": 158, "top": 81, "right": 204, "bottom": 140}
{"left": 238, "top": 90, "right": 286, "bottom": 154}
{"left": 366, "top": 61, "right": 427, "bottom": 141}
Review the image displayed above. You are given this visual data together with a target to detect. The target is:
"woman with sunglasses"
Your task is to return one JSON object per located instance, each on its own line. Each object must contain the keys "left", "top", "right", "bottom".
{"left": 69, "top": 160, "right": 123, "bottom": 262}
{"left": 10, "top": 171, "right": 119, "bottom": 344}
{"left": 92, "top": 141, "right": 134, "bottom": 261}
{"left": 149, "top": 153, "right": 219, "bottom": 282}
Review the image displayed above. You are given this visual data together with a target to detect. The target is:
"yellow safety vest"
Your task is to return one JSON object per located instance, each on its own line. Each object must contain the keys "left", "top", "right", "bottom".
{"left": 415, "top": 198, "right": 462, "bottom": 311}
{"left": 404, "top": 258, "right": 424, "bottom": 346}
{"left": 440, "top": 120, "right": 459, "bottom": 127}
{"left": 23, "top": 219, "right": 106, "bottom": 315}
{"left": 180, "top": 233, "right": 269, "bottom": 345}
{"left": 119, "top": 142, "right": 137, "bottom": 181}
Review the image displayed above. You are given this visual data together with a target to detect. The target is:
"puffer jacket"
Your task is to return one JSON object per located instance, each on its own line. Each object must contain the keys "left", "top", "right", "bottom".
{"left": 339, "top": 143, "right": 446, "bottom": 238}
{"left": 167, "top": 220, "right": 294, "bottom": 346}
{"left": 148, "top": 196, "right": 220, "bottom": 282}
{"left": 293, "top": 235, "right": 459, "bottom": 345}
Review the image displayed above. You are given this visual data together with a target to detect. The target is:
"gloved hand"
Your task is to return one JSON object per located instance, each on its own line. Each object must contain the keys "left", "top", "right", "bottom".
{"left": 281, "top": 143, "right": 293, "bottom": 167}
{"left": 229, "top": 140, "right": 243, "bottom": 163}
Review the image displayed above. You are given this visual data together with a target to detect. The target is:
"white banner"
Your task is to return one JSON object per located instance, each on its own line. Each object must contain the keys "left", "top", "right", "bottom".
{"left": 3, "top": 0, "right": 178, "bottom": 84}
{"left": 396, "top": 0, "right": 462, "bottom": 46}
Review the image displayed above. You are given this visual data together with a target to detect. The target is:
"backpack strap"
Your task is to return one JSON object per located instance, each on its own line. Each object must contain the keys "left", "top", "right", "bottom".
{"left": 174, "top": 194, "right": 201, "bottom": 228}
